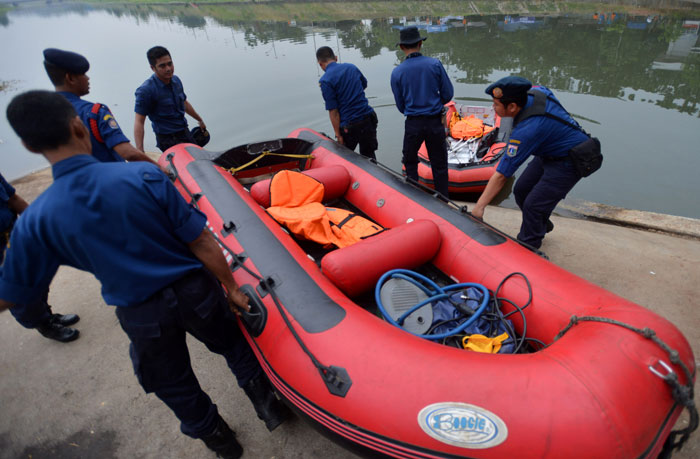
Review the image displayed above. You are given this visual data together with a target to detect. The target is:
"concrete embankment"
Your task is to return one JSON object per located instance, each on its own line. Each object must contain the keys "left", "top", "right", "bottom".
{"left": 1, "top": 168, "right": 698, "bottom": 458}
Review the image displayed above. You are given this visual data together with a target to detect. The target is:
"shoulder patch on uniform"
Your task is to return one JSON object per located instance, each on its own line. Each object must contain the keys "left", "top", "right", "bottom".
{"left": 103, "top": 114, "right": 119, "bottom": 129}
{"left": 506, "top": 144, "right": 519, "bottom": 157}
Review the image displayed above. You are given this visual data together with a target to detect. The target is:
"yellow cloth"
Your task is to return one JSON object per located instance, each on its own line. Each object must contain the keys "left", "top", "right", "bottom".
{"left": 462, "top": 332, "right": 509, "bottom": 353}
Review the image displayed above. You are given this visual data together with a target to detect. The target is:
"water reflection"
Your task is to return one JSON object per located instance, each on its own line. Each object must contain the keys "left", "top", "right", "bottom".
{"left": 1, "top": 4, "right": 699, "bottom": 218}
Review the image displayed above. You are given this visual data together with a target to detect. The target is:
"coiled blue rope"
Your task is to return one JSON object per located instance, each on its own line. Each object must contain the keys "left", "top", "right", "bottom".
{"left": 374, "top": 269, "right": 490, "bottom": 341}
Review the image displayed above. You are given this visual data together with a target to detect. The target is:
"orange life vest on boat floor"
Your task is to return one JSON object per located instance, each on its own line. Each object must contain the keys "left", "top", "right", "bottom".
{"left": 266, "top": 170, "right": 383, "bottom": 248}
{"left": 449, "top": 113, "right": 495, "bottom": 140}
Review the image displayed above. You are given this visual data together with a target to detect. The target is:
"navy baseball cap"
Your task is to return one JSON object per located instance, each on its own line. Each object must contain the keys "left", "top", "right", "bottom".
{"left": 485, "top": 76, "right": 532, "bottom": 99}
{"left": 43, "top": 48, "right": 89, "bottom": 74}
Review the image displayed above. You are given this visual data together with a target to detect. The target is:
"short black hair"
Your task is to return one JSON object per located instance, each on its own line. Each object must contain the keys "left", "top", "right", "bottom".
{"left": 43, "top": 60, "right": 67, "bottom": 86}
{"left": 147, "top": 46, "right": 170, "bottom": 66}
{"left": 316, "top": 46, "right": 335, "bottom": 62}
{"left": 6, "top": 90, "right": 77, "bottom": 151}
{"left": 500, "top": 92, "right": 528, "bottom": 109}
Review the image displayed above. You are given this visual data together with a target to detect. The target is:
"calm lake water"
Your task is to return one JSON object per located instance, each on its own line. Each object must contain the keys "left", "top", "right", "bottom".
{"left": 1, "top": 4, "right": 699, "bottom": 218}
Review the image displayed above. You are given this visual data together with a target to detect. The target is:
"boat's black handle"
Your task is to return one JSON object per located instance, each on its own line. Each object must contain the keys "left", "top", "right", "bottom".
{"left": 239, "top": 284, "right": 267, "bottom": 337}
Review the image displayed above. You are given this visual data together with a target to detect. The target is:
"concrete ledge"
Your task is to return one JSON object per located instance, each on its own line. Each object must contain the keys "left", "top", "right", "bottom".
{"left": 558, "top": 200, "right": 700, "bottom": 240}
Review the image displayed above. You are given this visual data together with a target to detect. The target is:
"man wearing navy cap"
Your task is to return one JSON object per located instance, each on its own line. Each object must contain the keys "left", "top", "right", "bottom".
{"left": 134, "top": 46, "right": 207, "bottom": 152}
{"left": 472, "top": 76, "right": 592, "bottom": 249}
{"left": 2, "top": 90, "right": 288, "bottom": 458}
{"left": 316, "top": 46, "right": 378, "bottom": 160}
{"left": 390, "top": 26, "right": 454, "bottom": 197}
{"left": 0, "top": 171, "right": 79, "bottom": 342}
{"left": 42, "top": 48, "right": 159, "bottom": 166}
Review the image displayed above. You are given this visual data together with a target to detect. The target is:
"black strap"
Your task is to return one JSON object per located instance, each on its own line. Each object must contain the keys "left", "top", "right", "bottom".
{"left": 514, "top": 90, "right": 589, "bottom": 136}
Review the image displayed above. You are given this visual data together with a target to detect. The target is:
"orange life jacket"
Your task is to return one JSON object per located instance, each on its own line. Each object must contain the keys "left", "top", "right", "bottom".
{"left": 449, "top": 113, "right": 495, "bottom": 140}
{"left": 266, "top": 170, "right": 382, "bottom": 249}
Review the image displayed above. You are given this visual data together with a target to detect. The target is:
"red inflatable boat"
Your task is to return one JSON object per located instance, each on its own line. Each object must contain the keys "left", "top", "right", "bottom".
{"left": 160, "top": 129, "right": 696, "bottom": 458}
{"left": 414, "top": 103, "right": 508, "bottom": 194}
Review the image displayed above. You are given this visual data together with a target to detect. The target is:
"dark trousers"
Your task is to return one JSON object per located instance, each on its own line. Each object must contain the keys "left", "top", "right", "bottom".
{"left": 115, "top": 268, "right": 261, "bottom": 439}
{"left": 2, "top": 231, "right": 52, "bottom": 329}
{"left": 402, "top": 116, "right": 449, "bottom": 197}
{"left": 513, "top": 156, "right": 580, "bottom": 249}
{"left": 156, "top": 129, "right": 195, "bottom": 153}
{"left": 342, "top": 112, "right": 378, "bottom": 160}
{"left": 8, "top": 288, "right": 52, "bottom": 328}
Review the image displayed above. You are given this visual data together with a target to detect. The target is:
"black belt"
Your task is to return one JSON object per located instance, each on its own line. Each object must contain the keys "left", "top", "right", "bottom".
{"left": 406, "top": 113, "right": 442, "bottom": 120}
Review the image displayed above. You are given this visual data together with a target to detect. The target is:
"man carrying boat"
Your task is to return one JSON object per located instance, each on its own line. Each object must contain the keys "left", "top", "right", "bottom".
{"left": 316, "top": 46, "right": 378, "bottom": 160}
{"left": 134, "top": 46, "right": 207, "bottom": 153}
{"left": 471, "top": 76, "right": 591, "bottom": 249}
{"left": 42, "top": 48, "right": 159, "bottom": 166}
{"left": 391, "top": 26, "right": 454, "bottom": 198}
{"left": 1, "top": 91, "right": 288, "bottom": 459}
{"left": 0, "top": 171, "right": 80, "bottom": 342}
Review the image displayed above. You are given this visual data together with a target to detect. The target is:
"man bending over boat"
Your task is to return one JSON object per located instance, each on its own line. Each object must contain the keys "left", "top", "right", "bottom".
{"left": 471, "top": 76, "right": 592, "bottom": 249}
{"left": 134, "top": 46, "right": 207, "bottom": 153}
{"left": 316, "top": 46, "right": 378, "bottom": 160}
{"left": 43, "top": 48, "right": 160, "bottom": 167}
{"left": 0, "top": 91, "right": 289, "bottom": 459}
{"left": 391, "top": 26, "right": 454, "bottom": 198}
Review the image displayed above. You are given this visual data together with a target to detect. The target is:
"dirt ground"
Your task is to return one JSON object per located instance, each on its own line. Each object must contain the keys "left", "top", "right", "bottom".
{"left": 1, "top": 169, "right": 698, "bottom": 459}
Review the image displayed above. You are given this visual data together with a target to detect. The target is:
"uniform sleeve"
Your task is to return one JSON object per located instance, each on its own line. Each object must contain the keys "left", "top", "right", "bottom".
{"left": 436, "top": 61, "right": 454, "bottom": 104}
{"left": 134, "top": 83, "right": 152, "bottom": 116}
{"left": 496, "top": 118, "right": 548, "bottom": 177}
{"left": 97, "top": 105, "right": 130, "bottom": 149}
{"left": 319, "top": 79, "right": 338, "bottom": 111}
{"left": 360, "top": 70, "right": 368, "bottom": 90}
{"left": 0, "top": 174, "right": 15, "bottom": 199}
{"left": 0, "top": 215, "right": 60, "bottom": 306}
{"left": 141, "top": 166, "right": 207, "bottom": 243}
{"left": 390, "top": 69, "right": 405, "bottom": 114}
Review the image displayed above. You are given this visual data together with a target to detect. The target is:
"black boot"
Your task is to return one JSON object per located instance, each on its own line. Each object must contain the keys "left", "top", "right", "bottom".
{"left": 201, "top": 416, "right": 243, "bottom": 459}
{"left": 50, "top": 312, "right": 80, "bottom": 326}
{"left": 36, "top": 321, "right": 79, "bottom": 343}
{"left": 546, "top": 219, "right": 554, "bottom": 233}
{"left": 243, "top": 374, "right": 291, "bottom": 432}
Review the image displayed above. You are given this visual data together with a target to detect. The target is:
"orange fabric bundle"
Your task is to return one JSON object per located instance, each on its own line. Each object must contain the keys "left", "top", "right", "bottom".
{"left": 449, "top": 113, "right": 495, "bottom": 140}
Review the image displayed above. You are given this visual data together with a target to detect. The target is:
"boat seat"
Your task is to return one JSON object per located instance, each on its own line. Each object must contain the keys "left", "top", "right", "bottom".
{"left": 321, "top": 220, "right": 441, "bottom": 297}
{"left": 250, "top": 165, "right": 351, "bottom": 208}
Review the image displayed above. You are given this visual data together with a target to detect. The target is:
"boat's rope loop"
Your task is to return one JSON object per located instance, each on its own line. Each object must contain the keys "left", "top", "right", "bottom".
{"left": 226, "top": 150, "right": 314, "bottom": 174}
{"left": 553, "top": 315, "right": 698, "bottom": 454}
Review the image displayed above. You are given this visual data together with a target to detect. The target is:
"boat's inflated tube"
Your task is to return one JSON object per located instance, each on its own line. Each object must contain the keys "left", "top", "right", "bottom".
{"left": 321, "top": 220, "right": 441, "bottom": 297}
{"left": 250, "top": 165, "right": 351, "bottom": 208}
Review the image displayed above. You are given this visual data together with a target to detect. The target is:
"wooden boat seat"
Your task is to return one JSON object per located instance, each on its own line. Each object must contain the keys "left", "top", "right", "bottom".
{"left": 321, "top": 219, "right": 441, "bottom": 297}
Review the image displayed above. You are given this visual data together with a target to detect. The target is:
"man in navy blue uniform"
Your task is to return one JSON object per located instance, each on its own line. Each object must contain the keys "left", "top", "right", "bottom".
{"left": 1, "top": 91, "right": 287, "bottom": 458}
{"left": 316, "top": 46, "right": 378, "bottom": 160}
{"left": 390, "top": 26, "right": 454, "bottom": 198}
{"left": 134, "top": 46, "right": 207, "bottom": 153}
{"left": 0, "top": 171, "right": 79, "bottom": 342}
{"left": 42, "top": 48, "right": 159, "bottom": 166}
{"left": 471, "top": 76, "right": 591, "bottom": 249}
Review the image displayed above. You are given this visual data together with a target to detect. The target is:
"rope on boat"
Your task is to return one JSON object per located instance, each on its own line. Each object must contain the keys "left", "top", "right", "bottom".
{"left": 552, "top": 315, "right": 698, "bottom": 455}
{"left": 165, "top": 153, "right": 352, "bottom": 397}
{"left": 226, "top": 150, "right": 314, "bottom": 174}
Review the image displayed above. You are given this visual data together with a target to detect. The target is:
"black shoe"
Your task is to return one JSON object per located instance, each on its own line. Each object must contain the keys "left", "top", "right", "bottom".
{"left": 243, "top": 374, "right": 291, "bottom": 432}
{"left": 201, "top": 416, "right": 243, "bottom": 459}
{"left": 50, "top": 312, "right": 80, "bottom": 326}
{"left": 546, "top": 219, "right": 554, "bottom": 233}
{"left": 36, "top": 322, "right": 79, "bottom": 343}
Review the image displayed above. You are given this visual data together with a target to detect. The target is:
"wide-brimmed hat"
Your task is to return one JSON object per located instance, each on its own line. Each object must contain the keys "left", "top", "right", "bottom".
{"left": 396, "top": 26, "right": 427, "bottom": 46}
